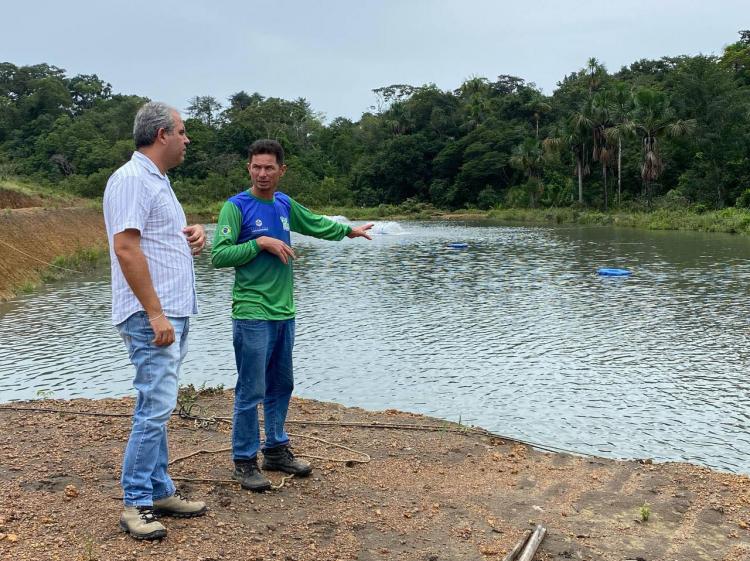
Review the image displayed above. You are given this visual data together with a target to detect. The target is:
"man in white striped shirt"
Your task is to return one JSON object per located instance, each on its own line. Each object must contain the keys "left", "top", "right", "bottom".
{"left": 103, "top": 102, "right": 207, "bottom": 540}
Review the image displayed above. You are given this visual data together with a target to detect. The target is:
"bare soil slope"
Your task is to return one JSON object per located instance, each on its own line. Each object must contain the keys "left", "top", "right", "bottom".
{"left": 0, "top": 206, "right": 107, "bottom": 300}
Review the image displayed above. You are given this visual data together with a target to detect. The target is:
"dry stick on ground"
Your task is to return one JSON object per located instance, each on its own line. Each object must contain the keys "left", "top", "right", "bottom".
{"left": 166, "top": 432, "right": 371, "bottom": 490}
{"left": 517, "top": 525, "right": 547, "bottom": 561}
{"left": 0, "top": 405, "right": 490, "bottom": 435}
{"left": 167, "top": 433, "right": 370, "bottom": 468}
{"left": 502, "top": 529, "right": 532, "bottom": 561}
{"left": 0, "top": 405, "right": 581, "bottom": 456}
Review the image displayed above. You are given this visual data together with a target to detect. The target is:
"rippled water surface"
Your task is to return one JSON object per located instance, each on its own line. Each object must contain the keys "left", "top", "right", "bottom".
{"left": 3, "top": 221, "right": 750, "bottom": 473}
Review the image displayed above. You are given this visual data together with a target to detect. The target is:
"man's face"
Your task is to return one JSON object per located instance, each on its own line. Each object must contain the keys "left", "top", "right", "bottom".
{"left": 163, "top": 112, "right": 190, "bottom": 169}
{"left": 248, "top": 153, "right": 286, "bottom": 197}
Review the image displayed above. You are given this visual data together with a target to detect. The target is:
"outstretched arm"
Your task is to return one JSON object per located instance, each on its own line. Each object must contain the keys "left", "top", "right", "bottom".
{"left": 289, "top": 199, "right": 353, "bottom": 240}
{"left": 347, "top": 223, "right": 374, "bottom": 240}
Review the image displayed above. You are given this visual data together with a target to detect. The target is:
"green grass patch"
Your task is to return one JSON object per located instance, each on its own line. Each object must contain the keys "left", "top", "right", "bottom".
{"left": 486, "top": 207, "right": 750, "bottom": 235}
{"left": 0, "top": 177, "right": 80, "bottom": 205}
{"left": 11, "top": 174, "right": 750, "bottom": 237}
{"left": 39, "top": 246, "right": 109, "bottom": 283}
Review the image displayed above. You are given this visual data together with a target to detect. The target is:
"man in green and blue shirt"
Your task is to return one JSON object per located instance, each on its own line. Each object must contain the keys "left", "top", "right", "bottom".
{"left": 212, "top": 139, "right": 373, "bottom": 491}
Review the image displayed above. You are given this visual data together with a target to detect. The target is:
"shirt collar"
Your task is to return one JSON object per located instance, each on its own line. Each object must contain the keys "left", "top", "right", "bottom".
{"left": 131, "top": 151, "right": 167, "bottom": 179}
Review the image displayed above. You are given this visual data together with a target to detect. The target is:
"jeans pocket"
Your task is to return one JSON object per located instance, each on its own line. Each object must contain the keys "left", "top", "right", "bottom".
{"left": 233, "top": 319, "right": 269, "bottom": 350}
{"left": 117, "top": 312, "right": 155, "bottom": 357}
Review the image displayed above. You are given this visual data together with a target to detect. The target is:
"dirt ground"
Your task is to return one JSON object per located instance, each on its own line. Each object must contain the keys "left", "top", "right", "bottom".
{"left": 0, "top": 188, "right": 47, "bottom": 210}
{"left": 0, "top": 206, "right": 107, "bottom": 301}
{"left": 1, "top": 392, "right": 750, "bottom": 561}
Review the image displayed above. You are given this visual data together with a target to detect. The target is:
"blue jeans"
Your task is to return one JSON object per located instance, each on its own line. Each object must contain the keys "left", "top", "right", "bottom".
{"left": 117, "top": 311, "right": 189, "bottom": 506}
{"left": 232, "top": 319, "right": 295, "bottom": 461}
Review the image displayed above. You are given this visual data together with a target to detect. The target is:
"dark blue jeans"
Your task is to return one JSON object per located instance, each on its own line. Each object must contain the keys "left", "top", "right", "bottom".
{"left": 231, "top": 319, "right": 295, "bottom": 461}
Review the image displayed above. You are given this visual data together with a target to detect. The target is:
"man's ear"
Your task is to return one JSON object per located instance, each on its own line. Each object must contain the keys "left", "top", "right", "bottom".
{"left": 280, "top": 164, "right": 288, "bottom": 177}
{"left": 156, "top": 127, "right": 168, "bottom": 145}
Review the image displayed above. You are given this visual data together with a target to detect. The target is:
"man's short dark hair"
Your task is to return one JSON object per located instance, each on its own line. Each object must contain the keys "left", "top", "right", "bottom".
{"left": 248, "top": 139, "right": 285, "bottom": 165}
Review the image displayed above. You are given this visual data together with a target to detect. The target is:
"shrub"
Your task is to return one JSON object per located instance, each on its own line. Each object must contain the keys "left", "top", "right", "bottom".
{"left": 655, "top": 189, "right": 691, "bottom": 210}
{"left": 735, "top": 189, "right": 750, "bottom": 209}
{"left": 503, "top": 186, "right": 528, "bottom": 208}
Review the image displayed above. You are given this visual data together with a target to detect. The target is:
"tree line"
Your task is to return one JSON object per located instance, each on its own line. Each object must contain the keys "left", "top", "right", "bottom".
{"left": 1, "top": 30, "right": 749, "bottom": 211}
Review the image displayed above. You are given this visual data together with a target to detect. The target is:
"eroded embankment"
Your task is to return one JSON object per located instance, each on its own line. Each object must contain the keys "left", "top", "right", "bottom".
{"left": 0, "top": 206, "right": 107, "bottom": 301}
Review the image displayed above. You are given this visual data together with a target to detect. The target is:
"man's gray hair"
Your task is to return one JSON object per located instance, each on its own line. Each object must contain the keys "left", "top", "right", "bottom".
{"left": 133, "top": 102, "right": 177, "bottom": 148}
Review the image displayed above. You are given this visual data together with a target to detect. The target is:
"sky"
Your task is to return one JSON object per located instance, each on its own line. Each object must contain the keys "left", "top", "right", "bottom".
{"left": 2, "top": 0, "right": 747, "bottom": 121}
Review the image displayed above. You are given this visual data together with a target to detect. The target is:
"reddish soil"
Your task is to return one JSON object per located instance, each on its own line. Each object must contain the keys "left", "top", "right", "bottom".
{"left": 1, "top": 392, "right": 750, "bottom": 561}
{"left": 0, "top": 188, "right": 47, "bottom": 209}
{"left": 0, "top": 206, "right": 107, "bottom": 300}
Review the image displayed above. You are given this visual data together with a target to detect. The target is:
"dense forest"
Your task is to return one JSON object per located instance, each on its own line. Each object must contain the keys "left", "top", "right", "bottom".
{"left": 1, "top": 31, "right": 749, "bottom": 212}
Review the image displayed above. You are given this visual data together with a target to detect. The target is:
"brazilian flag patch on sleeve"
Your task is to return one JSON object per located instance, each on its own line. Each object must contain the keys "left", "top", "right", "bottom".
{"left": 220, "top": 225, "right": 232, "bottom": 236}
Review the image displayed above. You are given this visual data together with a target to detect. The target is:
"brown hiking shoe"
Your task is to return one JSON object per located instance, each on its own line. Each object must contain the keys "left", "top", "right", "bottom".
{"left": 262, "top": 445, "right": 312, "bottom": 476}
{"left": 153, "top": 490, "right": 207, "bottom": 518}
{"left": 119, "top": 506, "right": 167, "bottom": 540}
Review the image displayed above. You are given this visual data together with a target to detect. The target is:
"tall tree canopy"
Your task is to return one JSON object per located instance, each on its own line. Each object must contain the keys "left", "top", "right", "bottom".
{"left": 2, "top": 30, "right": 750, "bottom": 210}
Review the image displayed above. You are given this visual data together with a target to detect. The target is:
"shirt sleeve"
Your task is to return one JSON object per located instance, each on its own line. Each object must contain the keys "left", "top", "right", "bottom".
{"left": 104, "top": 175, "right": 156, "bottom": 235}
{"left": 211, "top": 201, "right": 261, "bottom": 268}
{"left": 288, "top": 199, "right": 352, "bottom": 240}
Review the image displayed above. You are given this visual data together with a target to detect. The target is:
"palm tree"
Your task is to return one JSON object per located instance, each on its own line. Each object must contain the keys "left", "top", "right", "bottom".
{"left": 586, "top": 57, "right": 607, "bottom": 94}
{"left": 544, "top": 113, "right": 591, "bottom": 204}
{"left": 604, "top": 82, "right": 634, "bottom": 206}
{"left": 590, "top": 91, "right": 617, "bottom": 209}
{"left": 526, "top": 94, "right": 552, "bottom": 139}
{"left": 628, "top": 88, "right": 696, "bottom": 203}
{"left": 510, "top": 138, "right": 544, "bottom": 207}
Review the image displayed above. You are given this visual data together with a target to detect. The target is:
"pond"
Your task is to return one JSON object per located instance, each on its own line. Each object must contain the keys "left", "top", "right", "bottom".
{"left": 2, "top": 220, "right": 750, "bottom": 473}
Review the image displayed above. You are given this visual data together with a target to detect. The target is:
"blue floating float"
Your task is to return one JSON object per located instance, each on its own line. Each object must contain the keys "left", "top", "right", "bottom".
{"left": 448, "top": 242, "right": 469, "bottom": 249}
{"left": 597, "top": 268, "right": 631, "bottom": 276}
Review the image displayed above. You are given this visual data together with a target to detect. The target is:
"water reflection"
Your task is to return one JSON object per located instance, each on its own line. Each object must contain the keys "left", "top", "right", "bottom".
{"left": 2, "top": 221, "right": 750, "bottom": 473}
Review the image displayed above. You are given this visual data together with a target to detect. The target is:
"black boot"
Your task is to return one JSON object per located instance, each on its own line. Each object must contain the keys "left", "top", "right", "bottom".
{"left": 233, "top": 457, "right": 271, "bottom": 492}
{"left": 262, "top": 445, "right": 312, "bottom": 476}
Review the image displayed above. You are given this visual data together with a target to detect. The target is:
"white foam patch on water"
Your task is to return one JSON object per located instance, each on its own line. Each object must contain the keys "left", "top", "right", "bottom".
{"left": 370, "top": 221, "right": 407, "bottom": 235}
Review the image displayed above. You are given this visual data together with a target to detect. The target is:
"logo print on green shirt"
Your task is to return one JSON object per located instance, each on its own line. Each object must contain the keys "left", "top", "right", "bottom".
{"left": 221, "top": 225, "right": 232, "bottom": 236}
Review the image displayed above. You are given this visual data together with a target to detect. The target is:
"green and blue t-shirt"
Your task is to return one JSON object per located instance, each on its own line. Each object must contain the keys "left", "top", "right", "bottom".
{"left": 211, "top": 190, "right": 352, "bottom": 320}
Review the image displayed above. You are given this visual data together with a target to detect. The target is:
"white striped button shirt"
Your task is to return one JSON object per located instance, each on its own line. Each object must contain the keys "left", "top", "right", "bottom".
{"left": 103, "top": 151, "right": 198, "bottom": 325}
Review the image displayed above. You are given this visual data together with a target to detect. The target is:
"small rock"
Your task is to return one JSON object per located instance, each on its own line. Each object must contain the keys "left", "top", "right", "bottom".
{"left": 64, "top": 484, "right": 79, "bottom": 498}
